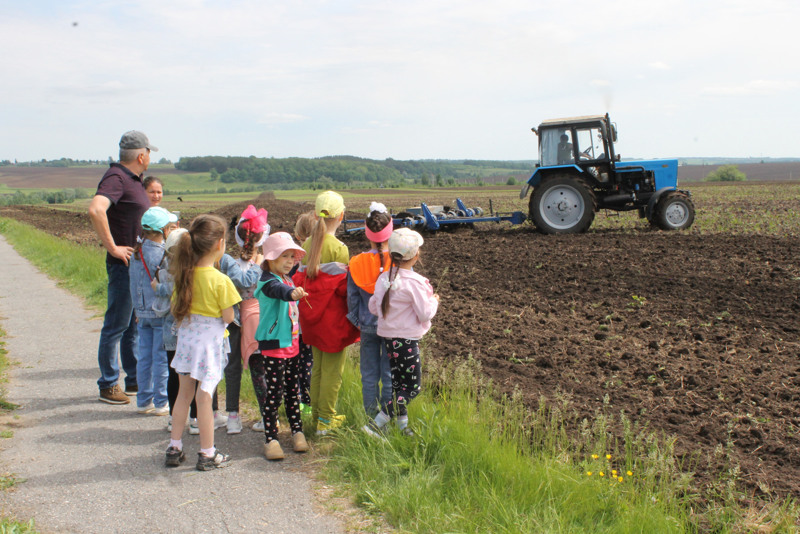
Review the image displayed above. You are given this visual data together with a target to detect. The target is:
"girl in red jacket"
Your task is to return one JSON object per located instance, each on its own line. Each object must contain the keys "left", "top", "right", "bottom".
{"left": 293, "top": 191, "right": 360, "bottom": 435}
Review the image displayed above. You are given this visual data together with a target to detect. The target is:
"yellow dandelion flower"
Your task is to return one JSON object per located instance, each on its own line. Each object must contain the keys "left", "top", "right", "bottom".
{"left": 618, "top": 476, "right": 624, "bottom": 482}
{"left": 627, "top": 471, "right": 633, "bottom": 477}
{"left": 612, "top": 470, "right": 617, "bottom": 476}
{"left": 586, "top": 471, "right": 592, "bottom": 476}
{"left": 591, "top": 454, "right": 599, "bottom": 459}
{"left": 599, "top": 471, "right": 605, "bottom": 477}
{"left": 606, "top": 454, "right": 612, "bottom": 460}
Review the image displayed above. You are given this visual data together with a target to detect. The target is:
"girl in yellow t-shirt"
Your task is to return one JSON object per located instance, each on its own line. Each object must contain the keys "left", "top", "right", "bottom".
{"left": 165, "top": 214, "right": 241, "bottom": 471}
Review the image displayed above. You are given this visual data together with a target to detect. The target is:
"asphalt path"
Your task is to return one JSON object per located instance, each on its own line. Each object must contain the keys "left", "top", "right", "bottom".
{"left": 0, "top": 235, "right": 344, "bottom": 533}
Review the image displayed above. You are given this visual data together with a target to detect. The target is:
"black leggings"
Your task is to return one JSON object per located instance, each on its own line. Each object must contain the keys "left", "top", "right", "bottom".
{"left": 249, "top": 353, "right": 303, "bottom": 442}
{"left": 384, "top": 338, "right": 421, "bottom": 418}
{"left": 298, "top": 335, "right": 313, "bottom": 405}
{"left": 224, "top": 324, "right": 242, "bottom": 413}
{"left": 167, "top": 350, "right": 218, "bottom": 418}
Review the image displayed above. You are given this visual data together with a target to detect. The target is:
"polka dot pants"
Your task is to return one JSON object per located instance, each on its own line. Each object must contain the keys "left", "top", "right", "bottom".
{"left": 249, "top": 353, "right": 303, "bottom": 442}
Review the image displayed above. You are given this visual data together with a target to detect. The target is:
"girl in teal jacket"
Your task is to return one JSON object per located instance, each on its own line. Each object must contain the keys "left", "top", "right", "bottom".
{"left": 253, "top": 232, "right": 309, "bottom": 460}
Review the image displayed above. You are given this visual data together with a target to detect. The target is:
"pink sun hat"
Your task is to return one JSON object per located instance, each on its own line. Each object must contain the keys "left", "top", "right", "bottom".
{"left": 262, "top": 232, "right": 306, "bottom": 261}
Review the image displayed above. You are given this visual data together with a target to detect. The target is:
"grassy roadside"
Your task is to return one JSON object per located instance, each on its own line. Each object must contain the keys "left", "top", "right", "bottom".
{"left": 1, "top": 217, "right": 797, "bottom": 532}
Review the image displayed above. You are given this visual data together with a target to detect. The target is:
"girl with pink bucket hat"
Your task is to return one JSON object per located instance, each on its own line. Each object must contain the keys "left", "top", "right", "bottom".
{"left": 252, "top": 232, "right": 310, "bottom": 460}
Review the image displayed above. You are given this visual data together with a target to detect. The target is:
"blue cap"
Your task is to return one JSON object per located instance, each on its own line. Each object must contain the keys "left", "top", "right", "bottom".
{"left": 141, "top": 207, "right": 178, "bottom": 233}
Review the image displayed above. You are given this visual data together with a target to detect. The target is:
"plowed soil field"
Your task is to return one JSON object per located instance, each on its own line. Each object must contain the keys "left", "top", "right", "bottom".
{"left": 3, "top": 190, "right": 800, "bottom": 501}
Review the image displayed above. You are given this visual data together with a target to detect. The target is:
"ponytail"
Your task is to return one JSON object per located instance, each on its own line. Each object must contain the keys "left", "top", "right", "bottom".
{"left": 169, "top": 231, "right": 195, "bottom": 324}
{"left": 380, "top": 252, "right": 404, "bottom": 317}
{"left": 237, "top": 224, "right": 262, "bottom": 262}
{"left": 169, "top": 214, "right": 227, "bottom": 324}
{"left": 305, "top": 216, "right": 328, "bottom": 279}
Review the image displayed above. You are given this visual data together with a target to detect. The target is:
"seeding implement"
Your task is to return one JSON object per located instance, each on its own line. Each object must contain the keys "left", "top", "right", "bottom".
{"left": 343, "top": 198, "right": 526, "bottom": 234}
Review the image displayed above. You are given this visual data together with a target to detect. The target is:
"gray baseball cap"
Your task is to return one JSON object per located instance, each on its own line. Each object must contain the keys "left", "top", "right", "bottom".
{"left": 119, "top": 130, "right": 159, "bottom": 151}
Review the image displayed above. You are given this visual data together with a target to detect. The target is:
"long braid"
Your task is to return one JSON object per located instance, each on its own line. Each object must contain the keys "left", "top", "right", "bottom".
{"left": 381, "top": 252, "right": 403, "bottom": 317}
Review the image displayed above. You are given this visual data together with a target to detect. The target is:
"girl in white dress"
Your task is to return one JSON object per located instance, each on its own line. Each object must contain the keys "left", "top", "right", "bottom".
{"left": 164, "top": 214, "right": 241, "bottom": 471}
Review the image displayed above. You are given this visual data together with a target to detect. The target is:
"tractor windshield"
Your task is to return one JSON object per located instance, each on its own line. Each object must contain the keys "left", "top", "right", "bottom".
{"left": 575, "top": 126, "right": 605, "bottom": 160}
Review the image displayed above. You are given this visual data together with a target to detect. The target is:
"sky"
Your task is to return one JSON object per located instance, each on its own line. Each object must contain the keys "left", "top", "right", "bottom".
{"left": 1, "top": 0, "right": 798, "bottom": 163}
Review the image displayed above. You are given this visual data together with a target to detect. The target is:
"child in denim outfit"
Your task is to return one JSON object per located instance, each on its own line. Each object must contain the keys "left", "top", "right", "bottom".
{"left": 129, "top": 207, "right": 178, "bottom": 415}
{"left": 347, "top": 202, "right": 394, "bottom": 418}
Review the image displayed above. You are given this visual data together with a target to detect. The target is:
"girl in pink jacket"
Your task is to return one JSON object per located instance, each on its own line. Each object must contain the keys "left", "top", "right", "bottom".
{"left": 366, "top": 228, "right": 439, "bottom": 437}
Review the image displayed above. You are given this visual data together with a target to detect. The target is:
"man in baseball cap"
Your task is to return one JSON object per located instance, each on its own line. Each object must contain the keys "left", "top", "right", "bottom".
{"left": 88, "top": 130, "right": 159, "bottom": 405}
{"left": 119, "top": 130, "right": 159, "bottom": 152}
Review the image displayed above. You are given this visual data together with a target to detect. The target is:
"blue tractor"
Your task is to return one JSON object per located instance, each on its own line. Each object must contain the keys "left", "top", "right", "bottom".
{"left": 520, "top": 114, "right": 695, "bottom": 234}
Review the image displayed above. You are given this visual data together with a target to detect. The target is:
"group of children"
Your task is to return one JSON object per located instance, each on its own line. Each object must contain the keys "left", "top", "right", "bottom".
{"left": 127, "top": 189, "right": 439, "bottom": 471}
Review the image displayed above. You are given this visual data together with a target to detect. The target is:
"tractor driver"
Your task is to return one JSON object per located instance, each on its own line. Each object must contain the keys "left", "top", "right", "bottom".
{"left": 557, "top": 133, "right": 573, "bottom": 165}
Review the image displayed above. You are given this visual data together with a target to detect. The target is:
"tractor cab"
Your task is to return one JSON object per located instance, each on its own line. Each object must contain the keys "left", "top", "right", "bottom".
{"left": 535, "top": 114, "right": 617, "bottom": 181}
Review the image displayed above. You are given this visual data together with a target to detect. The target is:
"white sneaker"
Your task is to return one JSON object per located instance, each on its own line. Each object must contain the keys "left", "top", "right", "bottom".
{"left": 152, "top": 405, "right": 169, "bottom": 416}
{"left": 137, "top": 403, "right": 155, "bottom": 414}
{"left": 189, "top": 413, "right": 227, "bottom": 434}
{"left": 251, "top": 418, "right": 278, "bottom": 431}
{"left": 214, "top": 412, "right": 228, "bottom": 429}
{"left": 227, "top": 412, "right": 242, "bottom": 434}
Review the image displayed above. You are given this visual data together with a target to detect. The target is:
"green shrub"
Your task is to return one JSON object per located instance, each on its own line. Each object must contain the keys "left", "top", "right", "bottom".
{"left": 704, "top": 165, "right": 746, "bottom": 182}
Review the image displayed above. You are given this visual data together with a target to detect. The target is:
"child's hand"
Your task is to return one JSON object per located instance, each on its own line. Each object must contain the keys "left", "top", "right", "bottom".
{"left": 433, "top": 293, "right": 440, "bottom": 302}
{"left": 254, "top": 252, "right": 264, "bottom": 265}
{"left": 291, "top": 287, "right": 308, "bottom": 301}
{"left": 150, "top": 278, "right": 158, "bottom": 291}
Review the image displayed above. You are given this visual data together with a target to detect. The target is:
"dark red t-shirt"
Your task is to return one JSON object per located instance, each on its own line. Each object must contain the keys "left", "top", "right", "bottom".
{"left": 94, "top": 163, "right": 150, "bottom": 265}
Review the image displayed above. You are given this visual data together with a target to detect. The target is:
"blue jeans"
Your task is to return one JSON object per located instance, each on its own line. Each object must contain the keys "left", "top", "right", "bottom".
{"left": 97, "top": 261, "right": 138, "bottom": 390}
{"left": 136, "top": 316, "right": 169, "bottom": 408}
{"left": 359, "top": 331, "right": 392, "bottom": 416}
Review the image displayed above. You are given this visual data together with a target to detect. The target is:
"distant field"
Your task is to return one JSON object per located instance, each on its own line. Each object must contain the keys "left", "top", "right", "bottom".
{"left": 3, "top": 161, "right": 800, "bottom": 195}
{"left": 0, "top": 164, "right": 212, "bottom": 192}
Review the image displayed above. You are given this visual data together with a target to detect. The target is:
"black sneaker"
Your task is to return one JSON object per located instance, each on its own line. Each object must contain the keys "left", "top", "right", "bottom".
{"left": 165, "top": 446, "right": 185, "bottom": 467}
{"left": 124, "top": 383, "right": 138, "bottom": 396}
{"left": 196, "top": 450, "right": 231, "bottom": 471}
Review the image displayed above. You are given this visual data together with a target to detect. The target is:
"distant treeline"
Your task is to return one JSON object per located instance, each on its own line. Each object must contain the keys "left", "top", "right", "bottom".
{"left": 174, "top": 155, "right": 534, "bottom": 186}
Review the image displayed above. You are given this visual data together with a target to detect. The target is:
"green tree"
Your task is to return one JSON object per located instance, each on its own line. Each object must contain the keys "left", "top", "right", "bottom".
{"left": 704, "top": 164, "right": 746, "bottom": 182}
{"left": 506, "top": 177, "right": 517, "bottom": 185}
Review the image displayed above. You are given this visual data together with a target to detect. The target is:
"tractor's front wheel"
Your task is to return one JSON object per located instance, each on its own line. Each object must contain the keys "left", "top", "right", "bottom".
{"left": 654, "top": 192, "right": 695, "bottom": 230}
{"left": 530, "top": 175, "right": 596, "bottom": 234}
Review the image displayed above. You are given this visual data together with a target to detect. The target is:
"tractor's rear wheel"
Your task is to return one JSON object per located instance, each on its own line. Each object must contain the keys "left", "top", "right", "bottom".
{"left": 654, "top": 192, "right": 695, "bottom": 230}
{"left": 530, "top": 175, "right": 596, "bottom": 234}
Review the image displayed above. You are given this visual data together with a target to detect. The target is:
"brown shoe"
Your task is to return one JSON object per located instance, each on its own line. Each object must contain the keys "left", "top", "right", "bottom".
{"left": 99, "top": 385, "right": 130, "bottom": 405}
{"left": 264, "top": 439, "right": 284, "bottom": 461}
{"left": 292, "top": 432, "right": 310, "bottom": 453}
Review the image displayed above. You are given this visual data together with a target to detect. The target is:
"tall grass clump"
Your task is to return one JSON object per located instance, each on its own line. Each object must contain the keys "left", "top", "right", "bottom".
{"left": 322, "top": 353, "right": 697, "bottom": 533}
{"left": 0, "top": 218, "right": 107, "bottom": 310}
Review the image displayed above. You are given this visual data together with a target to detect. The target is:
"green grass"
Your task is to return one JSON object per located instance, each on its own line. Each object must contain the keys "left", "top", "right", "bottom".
{"left": 325, "top": 355, "right": 693, "bottom": 533}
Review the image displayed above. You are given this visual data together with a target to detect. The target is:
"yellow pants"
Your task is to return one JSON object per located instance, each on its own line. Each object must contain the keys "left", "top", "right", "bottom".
{"left": 309, "top": 347, "right": 347, "bottom": 423}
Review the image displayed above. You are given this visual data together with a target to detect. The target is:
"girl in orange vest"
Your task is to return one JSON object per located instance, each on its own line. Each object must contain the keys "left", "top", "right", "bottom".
{"left": 346, "top": 202, "right": 394, "bottom": 418}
